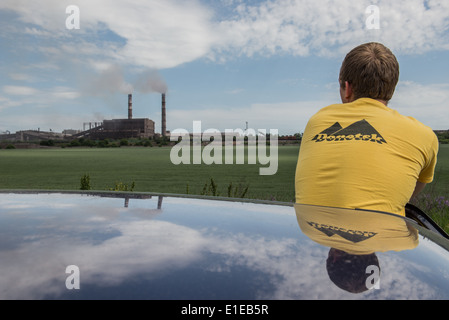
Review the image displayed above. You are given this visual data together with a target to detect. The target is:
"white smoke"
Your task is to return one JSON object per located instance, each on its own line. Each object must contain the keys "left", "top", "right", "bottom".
{"left": 84, "top": 64, "right": 167, "bottom": 96}
{"left": 84, "top": 65, "right": 132, "bottom": 95}
{"left": 134, "top": 69, "right": 168, "bottom": 94}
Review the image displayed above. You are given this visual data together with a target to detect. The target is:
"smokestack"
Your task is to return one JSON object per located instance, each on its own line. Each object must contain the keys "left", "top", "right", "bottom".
{"left": 128, "top": 94, "right": 133, "bottom": 120}
{"left": 161, "top": 93, "right": 166, "bottom": 136}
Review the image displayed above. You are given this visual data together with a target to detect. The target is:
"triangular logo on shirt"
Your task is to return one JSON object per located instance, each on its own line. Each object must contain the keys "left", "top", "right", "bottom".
{"left": 307, "top": 221, "right": 378, "bottom": 243}
{"left": 312, "top": 119, "right": 387, "bottom": 144}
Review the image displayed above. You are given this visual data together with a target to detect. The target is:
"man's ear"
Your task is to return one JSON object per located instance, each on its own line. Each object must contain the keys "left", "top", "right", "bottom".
{"left": 344, "top": 81, "right": 353, "bottom": 100}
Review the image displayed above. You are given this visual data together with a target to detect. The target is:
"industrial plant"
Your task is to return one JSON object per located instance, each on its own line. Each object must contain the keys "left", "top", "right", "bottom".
{"left": 74, "top": 93, "right": 168, "bottom": 140}
{"left": 0, "top": 93, "right": 169, "bottom": 144}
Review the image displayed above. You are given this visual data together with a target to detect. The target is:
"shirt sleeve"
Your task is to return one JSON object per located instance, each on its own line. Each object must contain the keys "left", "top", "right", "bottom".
{"left": 418, "top": 133, "right": 439, "bottom": 183}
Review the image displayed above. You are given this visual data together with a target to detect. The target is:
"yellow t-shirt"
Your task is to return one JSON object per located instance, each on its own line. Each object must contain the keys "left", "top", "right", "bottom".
{"left": 295, "top": 203, "right": 419, "bottom": 255}
{"left": 295, "top": 98, "right": 439, "bottom": 216}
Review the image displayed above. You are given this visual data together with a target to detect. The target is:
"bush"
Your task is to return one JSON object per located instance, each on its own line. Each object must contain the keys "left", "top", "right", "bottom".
{"left": 97, "top": 140, "right": 109, "bottom": 148}
{"left": 143, "top": 139, "right": 153, "bottom": 147}
{"left": 82, "top": 139, "right": 96, "bottom": 147}
{"left": 80, "top": 174, "right": 91, "bottom": 190}
{"left": 108, "top": 181, "right": 135, "bottom": 191}
{"left": 70, "top": 140, "right": 81, "bottom": 147}
{"left": 40, "top": 140, "right": 54, "bottom": 146}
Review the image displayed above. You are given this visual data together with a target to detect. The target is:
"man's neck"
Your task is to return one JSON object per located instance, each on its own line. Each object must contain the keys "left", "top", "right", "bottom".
{"left": 346, "top": 97, "right": 388, "bottom": 106}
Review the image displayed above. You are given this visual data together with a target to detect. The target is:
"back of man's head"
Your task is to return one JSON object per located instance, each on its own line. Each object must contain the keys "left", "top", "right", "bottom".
{"left": 339, "top": 42, "right": 399, "bottom": 102}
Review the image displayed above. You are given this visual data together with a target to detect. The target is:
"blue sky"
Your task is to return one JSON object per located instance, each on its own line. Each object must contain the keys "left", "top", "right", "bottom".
{"left": 1, "top": 0, "right": 449, "bottom": 135}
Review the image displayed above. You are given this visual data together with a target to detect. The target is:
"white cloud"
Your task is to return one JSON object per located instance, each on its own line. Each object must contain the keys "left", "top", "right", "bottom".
{"left": 8, "top": 73, "right": 34, "bottom": 82}
{"left": 0, "top": 84, "right": 83, "bottom": 131}
{"left": 0, "top": 111, "right": 87, "bottom": 132}
{"left": 2, "top": 85, "right": 40, "bottom": 96}
{"left": 390, "top": 81, "right": 449, "bottom": 130}
{"left": 1, "top": 0, "right": 449, "bottom": 133}
{"left": 50, "top": 86, "right": 81, "bottom": 100}
{"left": 0, "top": 0, "right": 216, "bottom": 69}
{"left": 2, "top": 85, "right": 79, "bottom": 101}
{"left": 2, "top": 0, "right": 449, "bottom": 69}
{"left": 168, "top": 99, "right": 331, "bottom": 135}
{"left": 0, "top": 194, "right": 444, "bottom": 300}
{"left": 212, "top": 0, "right": 449, "bottom": 60}
{"left": 167, "top": 80, "right": 449, "bottom": 134}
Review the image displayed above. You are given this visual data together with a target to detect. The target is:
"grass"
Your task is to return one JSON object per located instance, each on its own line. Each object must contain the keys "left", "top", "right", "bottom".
{"left": 407, "top": 144, "right": 449, "bottom": 233}
{"left": 0, "top": 145, "right": 299, "bottom": 201}
{"left": 0, "top": 144, "right": 448, "bottom": 232}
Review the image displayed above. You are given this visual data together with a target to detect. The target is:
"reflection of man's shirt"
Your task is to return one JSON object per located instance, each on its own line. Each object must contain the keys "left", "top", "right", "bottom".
{"left": 295, "top": 98, "right": 439, "bottom": 216}
{"left": 295, "top": 204, "right": 419, "bottom": 255}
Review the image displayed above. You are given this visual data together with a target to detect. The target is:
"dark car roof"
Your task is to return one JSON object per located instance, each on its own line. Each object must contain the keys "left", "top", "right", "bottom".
{"left": 0, "top": 190, "right": 449, "bottom": 300}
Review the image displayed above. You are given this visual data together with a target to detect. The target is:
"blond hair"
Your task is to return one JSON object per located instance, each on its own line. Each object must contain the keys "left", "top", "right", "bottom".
{"left": 339, "top": 42, "right": 399, "bottom": 102}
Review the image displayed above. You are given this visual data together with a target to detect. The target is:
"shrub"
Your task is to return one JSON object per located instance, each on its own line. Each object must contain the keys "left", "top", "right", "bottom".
{"left": 97, "top": 140, "right": 109, "bottom": 148}
{"left": 80, "top": 174, "right": 91, "bottom": 190}
{"left": 40, "top": 140, "right": 54, "bottom": 146}
{"left": 109, "top": 181, "right": 135, "bottom": 191}
{"left": 70, "top": 140, "right": 81, "bottom": 147}
{"left": 82, "top": 139, "right": 96, "bottom": 147}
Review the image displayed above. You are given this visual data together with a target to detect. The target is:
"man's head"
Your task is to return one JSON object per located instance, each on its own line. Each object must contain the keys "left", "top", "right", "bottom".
{"left": 326, "top": 248, "right": 380, "bottom": 294}
{"left": 339, "top": 42, "right": 399, "bottom": 104}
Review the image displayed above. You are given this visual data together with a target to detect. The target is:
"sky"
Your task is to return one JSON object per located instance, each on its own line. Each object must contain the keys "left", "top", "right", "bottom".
{"left": 0, "top": 0, "right": 449, "bottom": 136}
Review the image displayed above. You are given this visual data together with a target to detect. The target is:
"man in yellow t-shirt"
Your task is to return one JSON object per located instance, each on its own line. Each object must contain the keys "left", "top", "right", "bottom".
{"left": 294, "top": 203, "right": 418, "bottom": 255}
{"left": 295, "top": 203, "right": 419, "bottom": 293}
{"left": 295, "top": 42, "right": 439, "bottom": 216}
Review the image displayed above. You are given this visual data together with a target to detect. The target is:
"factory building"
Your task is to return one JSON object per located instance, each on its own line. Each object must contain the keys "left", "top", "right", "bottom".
{"left": 74, "top": 93, "right": 167, "bottom": 140}
{"left": 101, "top": 118, "right": 155, "bottom": 139}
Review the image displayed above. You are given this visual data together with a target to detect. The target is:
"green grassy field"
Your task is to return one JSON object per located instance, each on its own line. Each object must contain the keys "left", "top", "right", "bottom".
{"left": 0, "top": 144, "right": 448, "bottom": 231}
{"left": 0, "top": 144, "right": 448, "bottom": 198}
{"left": 0, "top": 145, "right": 300, "bottom": 201}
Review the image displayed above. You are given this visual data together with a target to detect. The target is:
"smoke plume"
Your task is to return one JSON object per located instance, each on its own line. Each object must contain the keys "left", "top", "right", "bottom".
{"left": 134, "top": 69, "right": 167, "bottom": 94}
{"left": 84, "top": 65, "right": 133, "bottom": 95}
{"left": 85, "top": 65, "right": 167, "bottom": 96}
